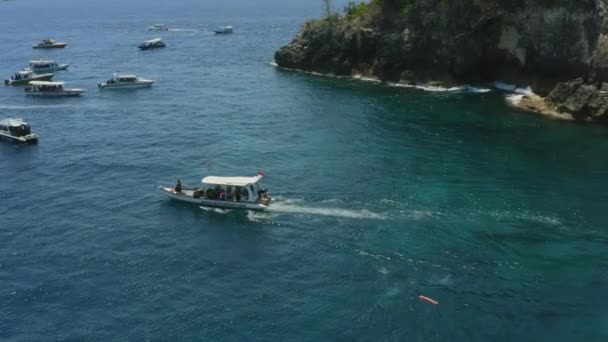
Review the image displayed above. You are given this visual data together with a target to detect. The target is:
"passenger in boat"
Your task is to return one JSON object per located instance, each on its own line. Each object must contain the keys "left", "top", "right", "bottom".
{"left": 235, "top": 187, "right": 241, "bottom": 202}
{"left": 226, "top": 186, "right": 233, "bottom": 200}
{"left": 175, "top": 180, "right": 182, "bottom": 193}
{"left": 219, "top": 190, "right": 226, "bottom": 201}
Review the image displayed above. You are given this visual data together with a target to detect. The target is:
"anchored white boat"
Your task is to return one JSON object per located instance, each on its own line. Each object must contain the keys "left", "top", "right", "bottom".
{"left": 28, "top": 59, "right": 69, "bottom": 73}
{"left": 159, "top": 173, "right": 272, "bottom": 211}
{"left": 138, "top": 38, "right": 166, "bottom": 50}
{"left": 213, "top": 26, "right": 233, "bottom": 34}
{"left": 33, "top": 38, "right": 68, "bottom": 49}
{"left": 148, "top": 24, "right": 169, "bottom": 31}
{"left": 98, "top": 74, "right": 154, "bottom": 89}
{"left": 0, "top": 118, "right": 38, "bottom": 143}
{"left": 25, "top": 81, "right": 86, "bottom": 97}
{"left": 5, "top": 70, "right": 53, "bottom": 85}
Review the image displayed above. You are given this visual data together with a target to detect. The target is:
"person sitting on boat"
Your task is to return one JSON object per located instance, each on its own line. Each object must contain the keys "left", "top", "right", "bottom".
{"left": 175, "top": 180, "right": 182, "bottom": 193}
{"left": 219, "top": 190, "right": 226, "bottom": 201}
{"left": 235, "top": 187, "right": 241, "bottom": 202}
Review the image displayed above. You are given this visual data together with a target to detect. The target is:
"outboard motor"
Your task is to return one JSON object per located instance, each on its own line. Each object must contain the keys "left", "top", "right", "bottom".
{"left": 4, "top": 79, "right": 9, "bottom": 85}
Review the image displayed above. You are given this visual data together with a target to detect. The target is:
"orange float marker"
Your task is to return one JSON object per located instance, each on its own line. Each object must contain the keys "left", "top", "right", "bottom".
{"left": 419, "top": 295, "right": 439, "bottom": 305}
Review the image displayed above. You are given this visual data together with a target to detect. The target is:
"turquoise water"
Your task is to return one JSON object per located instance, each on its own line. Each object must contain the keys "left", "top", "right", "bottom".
{"left": 2, "top": 0, "right": 608, "bottom": 340}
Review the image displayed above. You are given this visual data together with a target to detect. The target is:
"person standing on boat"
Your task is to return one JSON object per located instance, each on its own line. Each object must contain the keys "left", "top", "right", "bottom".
{"left": 235, "top": 187, "right": 241, "bottom": 202}
{"left": 175, "top": 180, "right": 182, "bottom": 193}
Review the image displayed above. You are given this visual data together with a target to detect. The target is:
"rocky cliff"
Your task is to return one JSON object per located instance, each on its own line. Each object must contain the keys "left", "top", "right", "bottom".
{"left": 275, "top": 0, "right": 608, "bottom": 122}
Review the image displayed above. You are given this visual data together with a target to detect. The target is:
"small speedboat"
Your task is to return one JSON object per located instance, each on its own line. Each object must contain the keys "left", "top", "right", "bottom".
{"left": 0, "top": 118, "right": 38, "bottom": 144}
{"left": 213, "top": 26, "right": 233, "bottom": 34}
{"left": 159, "top": 172, "right": 272, "bottom": 211}
{"left": 32, "top": 38, "right": 68, "bottom": 49}
{"left": 5, "top": 70, "right": 53, "bottom": 86}
{"left": 28, "top": 59, "right": 69, "bottom": 73}
{"left": 138, "top": 38, "right": 166, "bottom": 50}
{"left": 25, "top": 81, "right": 86, "bottom": 97}
{"left": 98, "top": 74, "right": 155, "bottom": 89}
{"left": 148, "top": 24, "right": 169, "bottom": 31}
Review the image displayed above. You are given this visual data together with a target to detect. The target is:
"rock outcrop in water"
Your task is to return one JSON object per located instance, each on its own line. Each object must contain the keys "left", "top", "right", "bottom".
{"left": 275, "top": 0, "right": 608, "bottom": 123}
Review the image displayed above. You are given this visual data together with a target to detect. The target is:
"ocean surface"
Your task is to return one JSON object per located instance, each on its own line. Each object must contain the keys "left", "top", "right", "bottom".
{"left": 1, "top": 0, "right": 608, "bottom": 341}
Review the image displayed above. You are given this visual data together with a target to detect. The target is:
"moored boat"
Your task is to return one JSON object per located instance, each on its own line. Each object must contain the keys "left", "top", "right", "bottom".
{"left": 33, "top": 38, "right": 68, "bottom": 49}
{"left": 28, "top": 59, "right": 69, "bottom": 73}
{"left": 0, "top": 118, "right": 38, "bottom": 144}
{"left": 159, "top": 172, "right": 272, "bottom": 211}
{"left": 148, "top": 24, "right": 169, "bottom": 31}
{"left": 98, "top": 74, "right": 155, "bottom": 89}
{"left": 5, "top": 70, "right": 53, "bottom": 86}
{"left": 213, "top": 26, "right": 233, "bottom": 34}
{"left": 25, "top": 81, "right": 86, "bottom": 97}
{"left": 138, "top": 38, "right": 166, "bottom": 50}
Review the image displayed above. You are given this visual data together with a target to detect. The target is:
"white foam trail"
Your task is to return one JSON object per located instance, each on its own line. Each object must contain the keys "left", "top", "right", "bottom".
{"left": 492, "top": 81, "right": 517, "bottom": 92}
{"left": 505, "top": 94, "right": 524, "bottom": 106}
{"left": 390, "top": 82, "right": 492, "bottom": 93}
{"left": 493, "top": 81, "right": 536, "bottom": 97}
{"left": 270, "top": 62, "right": 492, "bottom": 94}
{"left": 268, "top": 203, "right": 384, "bottom": 220}
{"left": 0, "top": 104, "right": 83, "bottom": 109}
{"left": 168, "top": 28, "right": 198, "bottom": 32}
{"left": 514, "top": 86, "right": 534, "bottom": 95}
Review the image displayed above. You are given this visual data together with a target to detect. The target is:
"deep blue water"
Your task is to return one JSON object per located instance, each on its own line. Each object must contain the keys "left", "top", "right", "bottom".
{"left": 1, "top": 0, "right": 608, "bottom": 341}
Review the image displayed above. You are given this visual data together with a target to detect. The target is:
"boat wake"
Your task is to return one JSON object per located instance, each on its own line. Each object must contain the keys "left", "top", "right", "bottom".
{"left": 0, "top": 104, "right": 84, "bottom": 109}
{"left": 168, "top": 28, "right": 198, "bottom": 32}
{"left": 267, "top": 202, "right": 385, "bottom": 220}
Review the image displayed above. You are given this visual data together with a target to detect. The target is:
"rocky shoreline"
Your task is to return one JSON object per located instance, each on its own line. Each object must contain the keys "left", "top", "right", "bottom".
{"left": 275, "top": 0, "right": 608, "bottom": 124}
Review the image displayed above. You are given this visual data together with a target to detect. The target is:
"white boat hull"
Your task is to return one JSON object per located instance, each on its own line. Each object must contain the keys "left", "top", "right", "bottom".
{"left": 31, "top": 64, "right": 69, "bottom": 73}
{"left": 0, "top": 132, "right": 38, "bottom": 143}
{"left": 98, "top": 81, "right": 154, "bottom": 89}
{"left": 159, "top": 186, "right": 269, "bottom": 211}
{"left": 25, "top": 89, "right": 86, "bottom": 97}
{"left": 5, "top": 73, "right": 53, "bottom": 86}
{"left": 33, "top": 43, "right": 68, "bottom": 49}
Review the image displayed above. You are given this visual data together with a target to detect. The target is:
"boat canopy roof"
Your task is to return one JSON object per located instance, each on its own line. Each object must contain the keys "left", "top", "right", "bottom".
{"left": 201, "top": 175, "right": 263, "bottom": 187}
{"left": 17, "top": 70, "right": 33, "bottom": 75}
{"left": 0, "top": 118, "right": 28, "bottom": 127}
{"left": 30, "top": 59, "right": 55, "bottom": 64}
{"left": 116, "top": 74, "right": 137, "bottom": 78}
{"left": 29, "top": 81, "right": 64, "bottom": 86}
{"left": 146, "top": 38, "right": 163, "bottom": 43}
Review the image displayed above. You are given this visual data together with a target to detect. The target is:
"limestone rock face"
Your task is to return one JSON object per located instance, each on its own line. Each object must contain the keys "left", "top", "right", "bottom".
{"left": 546, "top": 78, "right": 608, "bottom": 121}
{"left": 276, "top": 0, "right": 608, "bottom": 91}
{"left": 275, "top": 0, "right": 608, "bottom": 123}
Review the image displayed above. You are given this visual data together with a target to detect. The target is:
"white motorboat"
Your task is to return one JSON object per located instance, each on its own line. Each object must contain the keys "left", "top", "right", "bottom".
{"left": 148, "top": 24, "right": 169, "bottom": 31}
{"left": 5, "top": 70, "right": 53, "bottom": 85}
{"left": 33, "top": 38, "right": 68, "bottom": 49}
{"left": 138, "top": 38, "right": 166, "bottom": 50}
{"left": 98, "top": 74, "right": 154, "bottom": 89}
{"left": 159, "top": 173, "right": 272, "bottom": 211}
{"left": 0, "top": 118, "right": 38, "bottom": 143}
{"left": 213, "top": 26, "right": 233, "bottom": 34}
{"left": 25, "top": 81, "right": 86, "bottom": 97}
{"left": 28, "top": 59, "right": 69, "bottom": 73}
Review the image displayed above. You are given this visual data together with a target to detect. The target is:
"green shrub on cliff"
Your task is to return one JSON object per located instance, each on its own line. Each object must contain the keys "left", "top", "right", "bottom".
{"left": 344, "top": 1, "right": 370, "bottom": 20}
